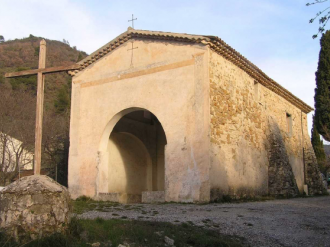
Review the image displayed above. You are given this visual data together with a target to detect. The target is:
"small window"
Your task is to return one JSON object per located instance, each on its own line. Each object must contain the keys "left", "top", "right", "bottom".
{"left": 286, "top": 113, "right": 292, "bottom": 136}
{"left": 254, "top": 81, "right": 259, "bottom": 100}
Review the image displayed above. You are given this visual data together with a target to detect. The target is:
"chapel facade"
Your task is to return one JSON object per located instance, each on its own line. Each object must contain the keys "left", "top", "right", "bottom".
{"left": 68, "top": 28, "right": 324, "bottom": 203}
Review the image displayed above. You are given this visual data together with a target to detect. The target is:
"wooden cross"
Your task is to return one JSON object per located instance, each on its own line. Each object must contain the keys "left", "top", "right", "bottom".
{"left": 5, "top": 40, "right": 79, "bottom": 175}
{"left": 128, "top": 14, "right": 137, "bottom": 29}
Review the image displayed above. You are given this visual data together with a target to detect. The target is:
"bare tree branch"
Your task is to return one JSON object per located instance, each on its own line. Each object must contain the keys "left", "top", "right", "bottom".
{"left": 307, "top": 0, "right": 330, "bottom": 38}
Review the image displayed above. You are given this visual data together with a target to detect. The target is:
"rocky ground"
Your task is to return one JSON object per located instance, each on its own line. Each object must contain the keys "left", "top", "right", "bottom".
{"left": 78, "top": 196, "right": 330, "bottom": 247}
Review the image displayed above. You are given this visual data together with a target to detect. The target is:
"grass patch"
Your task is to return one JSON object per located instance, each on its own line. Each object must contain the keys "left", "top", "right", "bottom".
{"left": 0, "top": 219, "right": 246, "bottom": 247}
{"left": 72, "top": 198, "right": 120, "bottom": 214}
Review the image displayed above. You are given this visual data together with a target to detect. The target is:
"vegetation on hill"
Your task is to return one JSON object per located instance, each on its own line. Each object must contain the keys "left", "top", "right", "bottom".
{"left": 0, "top": 34, "right": 88, "bottom": 186}
{"left": 0, "top": 34, "right": 87, "bottom": 108}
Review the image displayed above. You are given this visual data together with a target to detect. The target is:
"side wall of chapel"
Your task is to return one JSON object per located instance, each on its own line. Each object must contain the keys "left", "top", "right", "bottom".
{"left": 209, "top": 50, "right": 323, "bottom": 200}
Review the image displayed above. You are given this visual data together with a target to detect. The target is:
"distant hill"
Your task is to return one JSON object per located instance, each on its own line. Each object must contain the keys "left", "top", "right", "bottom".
{"left": 0, "top": 34, "right": 88, "bottom": 111}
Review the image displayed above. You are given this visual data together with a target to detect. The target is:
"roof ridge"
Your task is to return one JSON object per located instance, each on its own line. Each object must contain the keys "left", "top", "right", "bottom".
{"left": 69, "top": 29, "right": 313, "bottom": 113}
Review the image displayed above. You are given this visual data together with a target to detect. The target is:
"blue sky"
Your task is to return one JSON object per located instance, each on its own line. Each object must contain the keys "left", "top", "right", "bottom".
{"left": 0, "top": 0, "right": 327, "bottom": 138}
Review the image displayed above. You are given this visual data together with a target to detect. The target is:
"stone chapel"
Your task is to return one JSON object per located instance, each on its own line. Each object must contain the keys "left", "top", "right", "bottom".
{"left": 68, "top": 28, "right": 324, "bottom": 203}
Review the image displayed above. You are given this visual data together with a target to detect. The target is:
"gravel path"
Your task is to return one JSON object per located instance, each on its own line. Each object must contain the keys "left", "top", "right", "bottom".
{"left": 79, "top": 196, "right": 330, "bottom": 247}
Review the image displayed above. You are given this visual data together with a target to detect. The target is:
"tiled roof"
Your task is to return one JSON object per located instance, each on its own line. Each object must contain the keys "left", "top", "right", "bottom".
{"left": 69, "top": 28, "right": 313, "bottom": 113}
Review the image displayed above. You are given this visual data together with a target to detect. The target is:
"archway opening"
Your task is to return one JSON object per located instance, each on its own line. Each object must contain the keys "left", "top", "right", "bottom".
{"left": 107, "top": 110, "right": 167, "bottom": 203}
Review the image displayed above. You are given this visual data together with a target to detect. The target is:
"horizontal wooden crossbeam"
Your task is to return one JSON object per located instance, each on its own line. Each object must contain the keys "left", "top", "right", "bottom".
{"left": 4, "top": 64, "right": 80, "bottom": 78}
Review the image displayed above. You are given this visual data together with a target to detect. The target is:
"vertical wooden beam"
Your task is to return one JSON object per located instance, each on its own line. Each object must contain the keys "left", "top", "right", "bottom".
{"left": 34, "top": 39, "right": 46, "bottom": 175}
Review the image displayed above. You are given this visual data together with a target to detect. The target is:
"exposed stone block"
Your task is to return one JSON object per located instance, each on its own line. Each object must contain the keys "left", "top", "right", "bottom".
{"left": 0, "top": 175, "right": 70, "bottom": 242}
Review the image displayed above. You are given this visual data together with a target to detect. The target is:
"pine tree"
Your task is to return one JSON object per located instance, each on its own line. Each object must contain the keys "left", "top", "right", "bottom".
{"left": 311, "top": 116, "right": 327, "bottom": 174}
{"left": 314, "top": 30, "right": 330, "bottom": 141}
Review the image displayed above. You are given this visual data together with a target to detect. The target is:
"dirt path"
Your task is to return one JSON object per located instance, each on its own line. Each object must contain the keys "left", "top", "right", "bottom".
{"left": 79, "top": 196, "right": 330, "bottom": 247}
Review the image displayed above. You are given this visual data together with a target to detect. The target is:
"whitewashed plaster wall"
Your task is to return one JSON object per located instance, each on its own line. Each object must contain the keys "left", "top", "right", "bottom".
{"left": 69, "top": 39, "right": 210, "bottom": 202}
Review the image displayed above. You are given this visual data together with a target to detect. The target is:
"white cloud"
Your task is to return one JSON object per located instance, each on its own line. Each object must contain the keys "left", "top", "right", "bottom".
{"left": 0, "top": 0, "right": 120, "bottom": 53}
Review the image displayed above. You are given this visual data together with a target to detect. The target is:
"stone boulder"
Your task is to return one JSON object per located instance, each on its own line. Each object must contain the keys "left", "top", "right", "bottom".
{"left": 0, "top": 175, "right": 71, "bottom": 242}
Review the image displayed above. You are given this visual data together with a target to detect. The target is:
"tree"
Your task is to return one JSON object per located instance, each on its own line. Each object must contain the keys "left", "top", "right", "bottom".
{"left": 0, "top": 84, "right": 35, "bottom": 185}
{"left": 62, "top": 39, "right": 70, "bottom": 46}
{"left": 311, "top": 116, "right": 328, "bottom": 174}
{"left": 42, "top": 110, "right": 69, "bottom": 186}
{"left": 54, "top": 85, "right": 70, "bottom": 113}
{"left": 0, "top": 83, "right": 71, "bottom": 186}
{"left": 307, "top": 0, "right": 330, "bottom": 38}
{"left": 77, "top": 52, "right": 84, "bottom": 62}
{"left": 314, "top": 30, "right": 330, "bottom": 142}
{"left": 0, "top": 35, "right": 4, "bottom": 43}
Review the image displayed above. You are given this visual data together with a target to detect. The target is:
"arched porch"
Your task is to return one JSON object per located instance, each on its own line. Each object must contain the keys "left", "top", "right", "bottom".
{"left": 97, "top": 108, "right": 167, "bottom": 203}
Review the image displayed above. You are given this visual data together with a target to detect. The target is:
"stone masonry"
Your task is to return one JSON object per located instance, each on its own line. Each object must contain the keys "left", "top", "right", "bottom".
{"left": 0, "top": 175, "right": 71, "bottom": 242}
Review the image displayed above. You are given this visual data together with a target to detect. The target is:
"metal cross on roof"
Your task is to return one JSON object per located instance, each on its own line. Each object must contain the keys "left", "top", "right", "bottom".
{"left": 128, "top": 14, "right": 137, "bottom": 28}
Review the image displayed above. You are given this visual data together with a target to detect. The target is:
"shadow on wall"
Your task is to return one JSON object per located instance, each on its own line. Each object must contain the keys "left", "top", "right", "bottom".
{"left": 108, "top": 132, "right": 151, "bottom": 197}
{"left": 267, "top": 117, "right": 299, "bottom": 197}
{"left": 210, "top": 145, "right": 229, "bottom": 202}
{"left": 210, "top": 138, "right": 268, "bottom": 202}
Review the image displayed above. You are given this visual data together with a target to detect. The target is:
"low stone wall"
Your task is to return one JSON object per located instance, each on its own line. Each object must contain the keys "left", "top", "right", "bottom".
{"left": 142, "top": 191, "right": 165, "bottom": 203}
{"left": 0, "top": 175, "right": 71, "bottom": 242}
{"left": 97, "top": 192, "right": 141, "bottom": 203}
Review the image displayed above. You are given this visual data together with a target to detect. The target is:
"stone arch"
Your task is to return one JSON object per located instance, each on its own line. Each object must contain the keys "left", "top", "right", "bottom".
{"left": 97, "top": 107, "right": 167, "bottom": 203}
{"left": 99, "top": 107, "right": 143, "bottom": 153}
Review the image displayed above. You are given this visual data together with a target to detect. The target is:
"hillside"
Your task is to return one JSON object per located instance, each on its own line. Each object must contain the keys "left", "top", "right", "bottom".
{"left": 0, "top": 34, "right": 88, "bottom": 111}
{"left": 0, "top": 35, "right": 88, "bottom": 186}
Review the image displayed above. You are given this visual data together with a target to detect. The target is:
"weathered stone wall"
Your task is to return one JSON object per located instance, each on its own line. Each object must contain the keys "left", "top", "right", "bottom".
{"left": 267, "top": 117, "right": 299, "bottom": 197}
{"left": 209, "top": 50, "right": 322, "bottom": 199}
{"left": 209, "top": 50, "right": 268, "bottom": 200}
